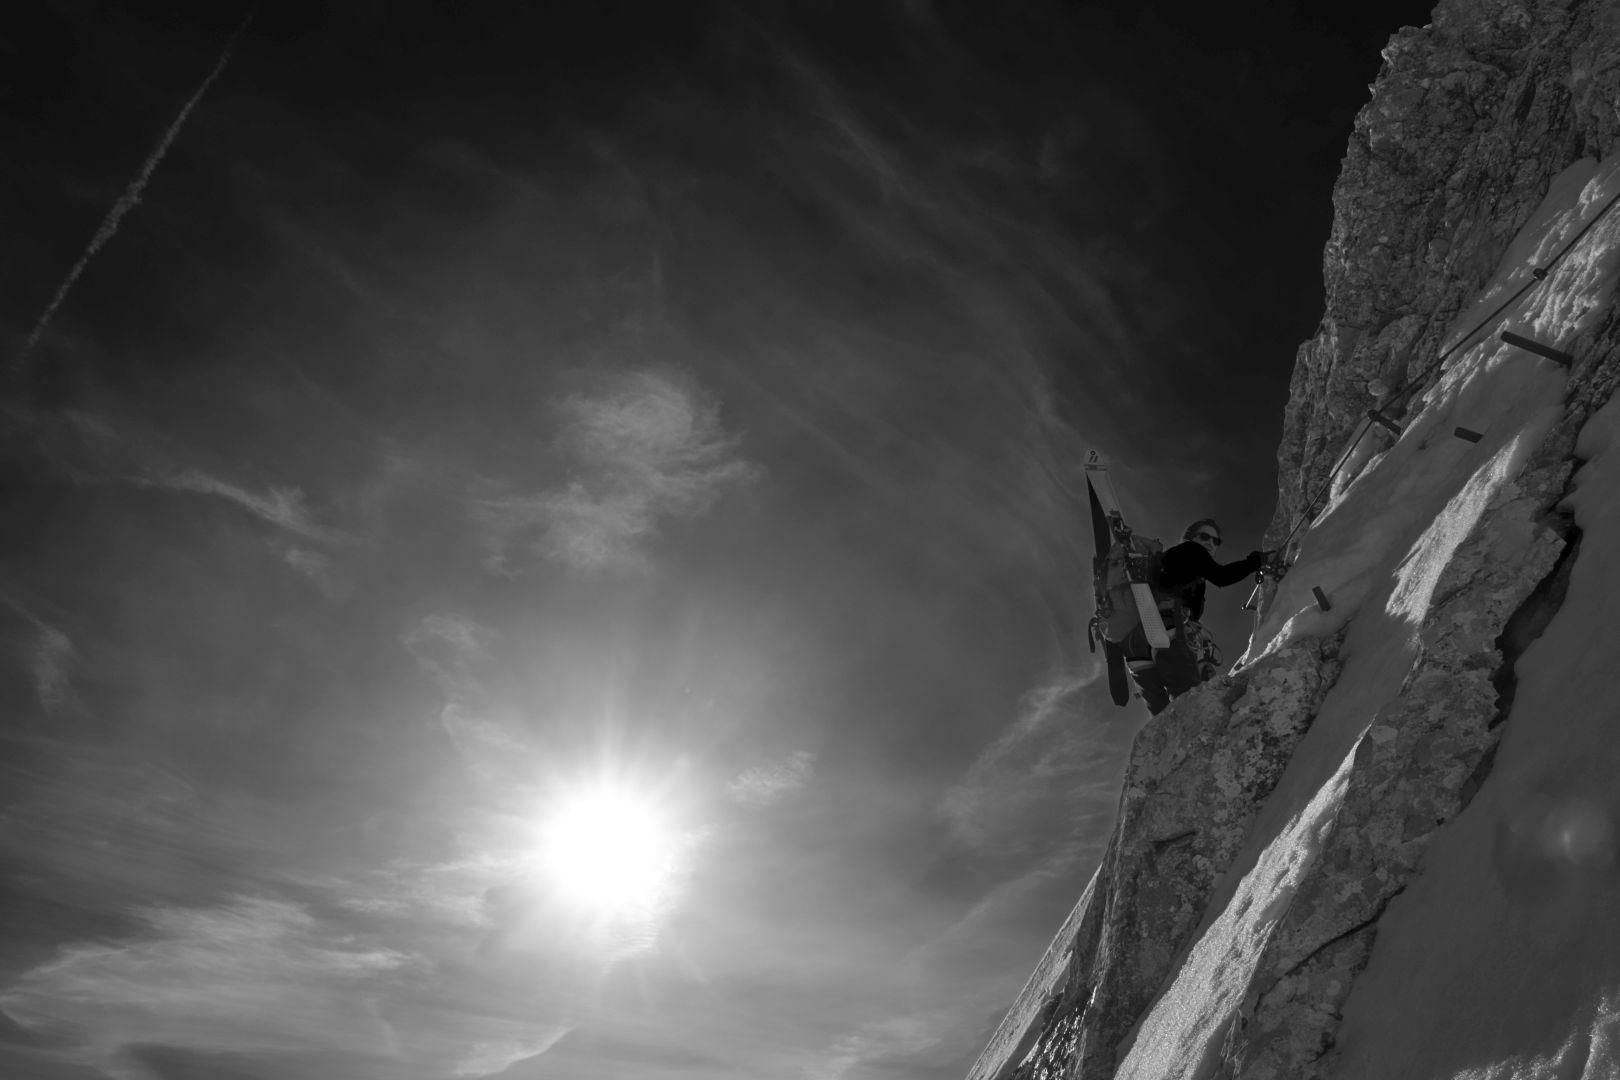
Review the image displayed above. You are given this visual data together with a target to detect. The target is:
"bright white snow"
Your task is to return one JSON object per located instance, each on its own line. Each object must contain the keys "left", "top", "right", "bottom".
{"left": 1331, "top": 381, "right": 1620, "bottom": 1078}
{"left": 1115, "top": 154, "right": 1620, "bottom": 1080}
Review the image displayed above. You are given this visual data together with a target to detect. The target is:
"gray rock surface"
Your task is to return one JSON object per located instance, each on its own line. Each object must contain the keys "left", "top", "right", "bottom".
{"left": 1217, "top": 447, "right": 1573, "bottom": 1080}
{"left": 972, "top": 2, "right": 1620, "bottom": 1078}
{"left": 1003, "top": 638, "right": 1339, "bottom": 1080}
{"left": 1270, "top": 0, "right": 1620, "bottom": 547}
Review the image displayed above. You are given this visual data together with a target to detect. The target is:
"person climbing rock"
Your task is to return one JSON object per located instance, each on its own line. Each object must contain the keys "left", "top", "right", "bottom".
{"left": 1124, "top": 518, "right": 1270, "bottom": 714}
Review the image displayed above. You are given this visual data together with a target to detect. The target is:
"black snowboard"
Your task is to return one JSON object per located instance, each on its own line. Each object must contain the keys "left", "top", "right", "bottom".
{"left": 1088, "top": 477, "right": 1131, "bottom": 707}
{"left": 1103, "top": 639, "right": 1129, "bottom": 706}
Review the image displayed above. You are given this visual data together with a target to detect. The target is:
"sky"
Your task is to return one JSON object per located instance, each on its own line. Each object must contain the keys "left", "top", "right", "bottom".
{"left": 0, "top": 3, "right": 1435, "bottom": 1079}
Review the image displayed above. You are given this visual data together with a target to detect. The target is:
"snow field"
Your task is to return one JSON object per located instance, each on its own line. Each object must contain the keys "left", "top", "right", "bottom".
{"left": 1115, "top": 154, "right": 1620, "bottom": 1080}
{"left": 1331, "top": 374, "right": 1620, "bottom": 1079}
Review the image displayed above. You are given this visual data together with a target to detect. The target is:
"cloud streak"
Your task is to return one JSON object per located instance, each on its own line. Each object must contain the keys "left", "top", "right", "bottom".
{"left": 399, "top": 613, "right": 537, "bottom": 783}
{"left": 480, "top": 369, "right": 757, "bottom": 574}
{"left": 728, "top": 750, "right": 816, "bottom": 807}
{"left": 0, "top": 880, "right": 578, "bottom": 1079}
{"left": 27, "top": 623, "right": 75, "bottom": 712}
{"left": 147, "top": 468, "right": 336, "bottom": 541}
{"left": 1, "top": 598, "right": 77, "bottom": 711}
{"left": 940, "top": 672, "right": 1117, "bottom": 857}
{"left": 811, "top": 1012, "right": 955, "bottom": 1080}
{"left": 12, "top": 8, "right": 257, "bottom": 376}
{"left": 0, "top": 896, "right": 408, "bottom": 1059}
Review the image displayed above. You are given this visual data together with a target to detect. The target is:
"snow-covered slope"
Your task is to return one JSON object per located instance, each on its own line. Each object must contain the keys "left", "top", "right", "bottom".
{"left": 971, "top": 4, "right": 1620, "bottom": 1079}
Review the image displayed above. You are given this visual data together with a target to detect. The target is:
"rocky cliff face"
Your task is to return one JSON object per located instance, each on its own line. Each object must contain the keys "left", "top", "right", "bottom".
{"left": 970, "top": 3, "right": 1620, "bottom": 1078}
{"left": 1272, "top": 0, "right": 1620, "bottom": 544}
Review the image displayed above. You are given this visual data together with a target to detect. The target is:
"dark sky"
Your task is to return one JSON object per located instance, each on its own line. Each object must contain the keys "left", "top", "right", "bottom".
{"left": 1, "top": 3, "right": 1433, "bottom": 1079}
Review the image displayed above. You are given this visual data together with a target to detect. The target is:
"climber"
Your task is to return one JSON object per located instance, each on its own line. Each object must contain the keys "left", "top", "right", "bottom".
{"left": 1125, "top": 518, "right": 1271, "bottom": 714}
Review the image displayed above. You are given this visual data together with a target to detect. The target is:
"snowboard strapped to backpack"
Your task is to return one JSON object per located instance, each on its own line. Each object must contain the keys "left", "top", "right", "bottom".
{"left": 1094, "top": 529, "right": 1168, "bottom": 644}
{"left": 1084, "top": 453, "right": 1174, "bottom": 651}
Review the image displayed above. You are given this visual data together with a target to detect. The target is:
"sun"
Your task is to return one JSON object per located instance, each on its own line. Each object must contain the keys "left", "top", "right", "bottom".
{"left": 538, "top": 783, "right": 680, "bottom": 916}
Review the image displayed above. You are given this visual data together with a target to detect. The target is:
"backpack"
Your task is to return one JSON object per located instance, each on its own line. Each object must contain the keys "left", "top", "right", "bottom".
{"left": 1094, "top": 530, "right": 1174, "bottom": 644}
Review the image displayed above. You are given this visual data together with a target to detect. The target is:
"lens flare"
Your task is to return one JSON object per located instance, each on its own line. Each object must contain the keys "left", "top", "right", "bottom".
{"left": 539, "top": 784, "right": 678, "bottom": 915}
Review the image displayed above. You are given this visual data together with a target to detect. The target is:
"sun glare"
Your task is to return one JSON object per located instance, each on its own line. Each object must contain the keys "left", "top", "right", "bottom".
{"left": 539, "top": 784, "right": 679, "bottom": 915}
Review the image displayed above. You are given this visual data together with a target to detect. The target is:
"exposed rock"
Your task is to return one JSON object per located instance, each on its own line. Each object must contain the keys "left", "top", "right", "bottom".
{"left": 1217, "top": 446, "right": 1573, "bottom": 1080}
{"left": 1007, "top": 637, "right": 1340, "bottom": 1080}
{"left": 973, "top": 4, "right": 1620, "bottom": 1079}
{"left": 1269, "top": 0, "right": 1620, "bottom": 546}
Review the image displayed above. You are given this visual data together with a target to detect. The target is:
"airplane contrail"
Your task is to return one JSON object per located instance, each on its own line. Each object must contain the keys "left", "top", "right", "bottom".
{"left": 11, "top": 7, "right": 258, "bottom": 378}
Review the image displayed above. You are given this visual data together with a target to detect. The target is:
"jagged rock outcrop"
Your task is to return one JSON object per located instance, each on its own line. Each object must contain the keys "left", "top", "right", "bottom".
{"left": 1270, "top": 0, "right": 1620, "bottom": 545}
{"left": 974, "top": 2, "right": 1620, "bottom": 1078}
{"left": 1218, "top": 448, "right": 1575, "bottom": 1079}
{"left": 1066, "top": 640, "right": 1342, "bottom": 1080}
{"left": 1004, "top": 639, "right": 1340, "bottom": 1079}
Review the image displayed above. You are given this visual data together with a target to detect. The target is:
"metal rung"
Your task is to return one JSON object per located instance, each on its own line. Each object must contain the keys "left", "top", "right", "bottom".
{"left": 1367, "top": 409, "right": 1403, "bottom": 436}
{"left": 1501, "top": 331, "right": 1573, "bottom": 367}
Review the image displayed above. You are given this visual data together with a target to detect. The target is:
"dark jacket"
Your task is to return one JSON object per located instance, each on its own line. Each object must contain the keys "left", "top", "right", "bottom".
{"left": 1156, "top": 541, "right": 1263, "bottom": 621}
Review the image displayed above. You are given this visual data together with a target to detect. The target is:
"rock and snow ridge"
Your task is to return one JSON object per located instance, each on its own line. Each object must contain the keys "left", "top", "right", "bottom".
{"left": 970, "top": 4, "right": 1620, "bottom": 1079}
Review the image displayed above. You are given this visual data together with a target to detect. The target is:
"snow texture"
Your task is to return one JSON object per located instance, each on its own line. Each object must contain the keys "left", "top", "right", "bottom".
{"left": 1332, "top": 372, "right": 1620, "bottom": 1077}
{"left": 1115, "top": 154, "right": 1620, "bottom": 1080}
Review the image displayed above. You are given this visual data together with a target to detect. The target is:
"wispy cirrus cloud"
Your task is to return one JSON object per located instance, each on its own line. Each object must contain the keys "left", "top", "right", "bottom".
{"left": 400, "top": 613, "right": 536, "bottom": 781}
{"left": 26, "top": 622, "right": 75, "bottom": 712}
{"left": 939, "top": 672, "right": 1119, "bottom": 857}
{"left": 452, "top": 1035, "right": 571, "bottom": 1080}
{"left": 402, "top": 612, "right": 488, "bottom": 684}
{"left": 0, "top": 598, "right": 77, "bottom": 712}
{"left": 150, "top": 469, "right": 335, "bottom": 541}
{"left": 753, "top": 31, "right": 1149, "bottom": 444}
{"left": 810, "top": 1011, "right": 956, "bottom": 1080}
{"left": 0, "top": 743, "right": 585, "bottom": 1077}
{"left": 479, "top": 369, "right": 757, "bottom": 574}
{"left": 5, "top": 403, "right": 342, "bottom": 553}
{"left": 0, "top": 897, "right": 409, "bottom": 1059}
{"left": 0, "top": 886, "right": 572, "bottom": 1080}
{"left": 728, "top": 750, "right": 815, "bottom": 807}
{"left": 274, "top": 541, "right": 342, "bottom": 596}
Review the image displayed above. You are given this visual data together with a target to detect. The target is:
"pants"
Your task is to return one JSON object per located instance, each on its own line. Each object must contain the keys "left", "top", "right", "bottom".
{"left": 1123, "top": 622, "right": 1205, "bottom": 715}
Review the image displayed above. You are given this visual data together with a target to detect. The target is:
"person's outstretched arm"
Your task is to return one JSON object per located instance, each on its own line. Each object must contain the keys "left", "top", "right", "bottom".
{"left": 1161, "top": 543, "right": 1263, "bottom": 588}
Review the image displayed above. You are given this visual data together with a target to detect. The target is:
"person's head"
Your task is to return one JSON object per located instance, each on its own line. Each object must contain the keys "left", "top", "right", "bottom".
{"left": 1183, "top": 518, "right": 1222, "bottom": 555}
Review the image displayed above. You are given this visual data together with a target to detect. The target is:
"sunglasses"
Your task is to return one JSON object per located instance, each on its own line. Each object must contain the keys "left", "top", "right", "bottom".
{"left": 1194, "top": 531, "right": 1222, "bottom": 546}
